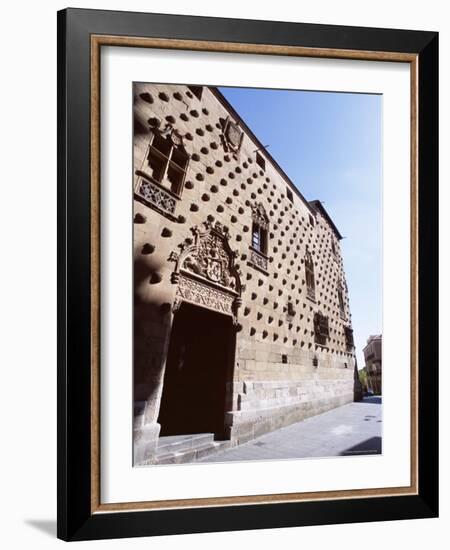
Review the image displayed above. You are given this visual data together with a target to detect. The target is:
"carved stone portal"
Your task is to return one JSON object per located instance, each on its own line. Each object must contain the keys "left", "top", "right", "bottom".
{"left": 170, "top": 221, "right": 243, "bottom": 322}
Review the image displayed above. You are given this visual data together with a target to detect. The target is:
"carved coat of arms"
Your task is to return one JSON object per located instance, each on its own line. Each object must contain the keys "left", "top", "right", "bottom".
{"left": 169, "top": 221, "right": 243, "bottom": 321}
{"left": 170, "top": 221, "right": 242, "bottom": 294}
{"left": 221, "top": 117, "right": 243, "bottom": 154}
{"left": 206, "top": 257, "right": 222, "bottom": 282}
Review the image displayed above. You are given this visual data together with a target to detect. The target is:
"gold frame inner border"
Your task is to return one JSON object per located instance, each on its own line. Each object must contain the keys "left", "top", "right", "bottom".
{"left": 90, "top": 34, "right": 418, "bottom": 514}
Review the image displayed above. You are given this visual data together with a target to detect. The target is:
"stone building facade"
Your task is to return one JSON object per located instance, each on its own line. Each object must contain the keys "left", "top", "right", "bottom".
{"left": 133, "top": 83, "right": 359, "bottom": 465}
{"left": 363, "top": 335, "right": 382, "bottom": 395}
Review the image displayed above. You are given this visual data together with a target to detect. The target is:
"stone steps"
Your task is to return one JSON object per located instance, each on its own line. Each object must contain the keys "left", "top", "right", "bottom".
{"left": 154, "top": 433, "right": 231, "bottom": 464}
{"left": 156, "top": 433, "right": 214, "bottom": 454}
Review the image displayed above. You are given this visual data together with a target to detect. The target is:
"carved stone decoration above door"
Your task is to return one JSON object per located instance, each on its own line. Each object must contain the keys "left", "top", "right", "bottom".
{"left": 173, "top": 275, "right": 236, "bottom": 317}
{"left": 169, "top": 221, "right": 244, "bottom": 322}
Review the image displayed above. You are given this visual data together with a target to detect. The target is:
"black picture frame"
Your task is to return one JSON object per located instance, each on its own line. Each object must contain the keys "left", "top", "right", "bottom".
{"left": 57, "top": 7, "right": 438, "bottom": 541}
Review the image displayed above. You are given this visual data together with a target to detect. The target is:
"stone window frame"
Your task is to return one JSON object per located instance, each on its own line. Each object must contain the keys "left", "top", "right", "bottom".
{"left": 286, "top": 187, "right": 294, "bottom": 204}
{"left": 286, "top": 300, "right": 296, "bottom": 319}
{"left": 134, "top": 127, "right": 190, "bottom": 220}
{"left": 251, "top": 222, "right": 268, "bottom": 255}
{"left": 331, "top": 237, "right": 341, "bottom": 263}
{"left": 256, "top": 151, "right": 266, "bottom": 171}
{"left": 314, "top": 311, "right": 330, "bottom": 346}
{"left": 344, "top": 326, "right": 354, "bottom": 352}
{"left": 337, "top": 281, "right": 346, "bottom": 319}
{"left": 305, "top": 249, "right": 316, "bottom": 302}
{"left": 187, "top": 85, "right": 203, "bottom": 100}
{"left": 144, "top": 129, "right": 189, "bottom": 197}
{"left": 248, "top": 202, "right": 270, "bottom": 275}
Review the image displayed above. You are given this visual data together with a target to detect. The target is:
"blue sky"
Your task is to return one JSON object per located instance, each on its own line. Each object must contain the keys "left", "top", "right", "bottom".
{"left": 219, "top": 86, "right": 382, "bottom": 370}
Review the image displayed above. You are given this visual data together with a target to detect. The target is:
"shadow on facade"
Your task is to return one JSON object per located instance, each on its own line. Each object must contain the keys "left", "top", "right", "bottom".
{"left": 133, "top": 255, "right": 170, "bottom": 410}
{"left": 133, "top": 253, "right": 237, "bottom": 441}
{"left": 360, "top": 396, "right": 382, "bottom": 405}
{"left": 340, "top": 436, "right": 382, "bottom": 456}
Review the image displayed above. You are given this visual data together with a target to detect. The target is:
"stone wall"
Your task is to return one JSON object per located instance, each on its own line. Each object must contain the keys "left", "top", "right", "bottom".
{"left": 132, "top": 83, "right": 358, "bottom": 464}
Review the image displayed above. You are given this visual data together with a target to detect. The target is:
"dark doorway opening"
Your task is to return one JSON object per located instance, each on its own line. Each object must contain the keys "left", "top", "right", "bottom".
{"left": 158, "top": 302, "right": 235, "bottom": 438}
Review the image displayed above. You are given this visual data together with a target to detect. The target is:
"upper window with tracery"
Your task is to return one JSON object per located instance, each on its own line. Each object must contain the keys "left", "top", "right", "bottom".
{"left": 305, "top": 249, "right": 316, "bottom": 301}
{"left": 135, "top": 126, "right": 190, "bottom": 219}
{"left": 337, "top": 281, "right": 346, "bottom": 319}
{"left": 146, "top": 129, "right": 189, "bottom": 197}
{"left": 251, "top": 203, "right": 269, "bottom": 254}
{"left": 249, "top": 203, "right": 269, "bottom": 273}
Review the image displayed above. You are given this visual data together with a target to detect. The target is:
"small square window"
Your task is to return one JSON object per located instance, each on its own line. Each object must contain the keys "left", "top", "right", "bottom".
{"left": 256, "top": 152, "right": 266, "bottom": 171}
{"left": 286, "top": 188, "right": 293, "bottom": 203}
{"left": 282, "top": 354, "right": 288, "bottom": 364}
{"left": 187, "top": 85, "right": 203, "bottom": 100}
{"left": 309, "top": 214, "right": 315, "bottom": 227}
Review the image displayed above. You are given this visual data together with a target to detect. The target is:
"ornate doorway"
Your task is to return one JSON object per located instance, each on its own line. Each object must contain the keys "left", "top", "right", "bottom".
{"left": 158, "top": 302, "right": 235, "bottom": 437}
{"left": 158, "top": 220, "right": 243, "bottom": 438}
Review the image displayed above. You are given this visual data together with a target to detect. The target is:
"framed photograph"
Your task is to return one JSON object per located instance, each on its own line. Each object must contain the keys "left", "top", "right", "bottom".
{"left": 57, "top": 8, "right": 438, "bottom": 541}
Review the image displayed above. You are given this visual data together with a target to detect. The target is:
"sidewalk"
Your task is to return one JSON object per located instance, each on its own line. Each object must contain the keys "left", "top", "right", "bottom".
{"left": 199, "top": 396, "right": 382, "bottom": 463}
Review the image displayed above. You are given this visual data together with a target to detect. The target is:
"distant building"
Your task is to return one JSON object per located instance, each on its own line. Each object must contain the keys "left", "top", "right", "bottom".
{"left": 133, "top": 83, "right": 360, "bottom": 465}
{"left": 363, "top": 335, "right": 382, "bottom": 394}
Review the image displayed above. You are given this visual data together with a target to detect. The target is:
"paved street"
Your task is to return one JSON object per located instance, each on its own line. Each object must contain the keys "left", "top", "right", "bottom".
{"left": 199, "top": 396, "right": 382, "bottom": 463}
